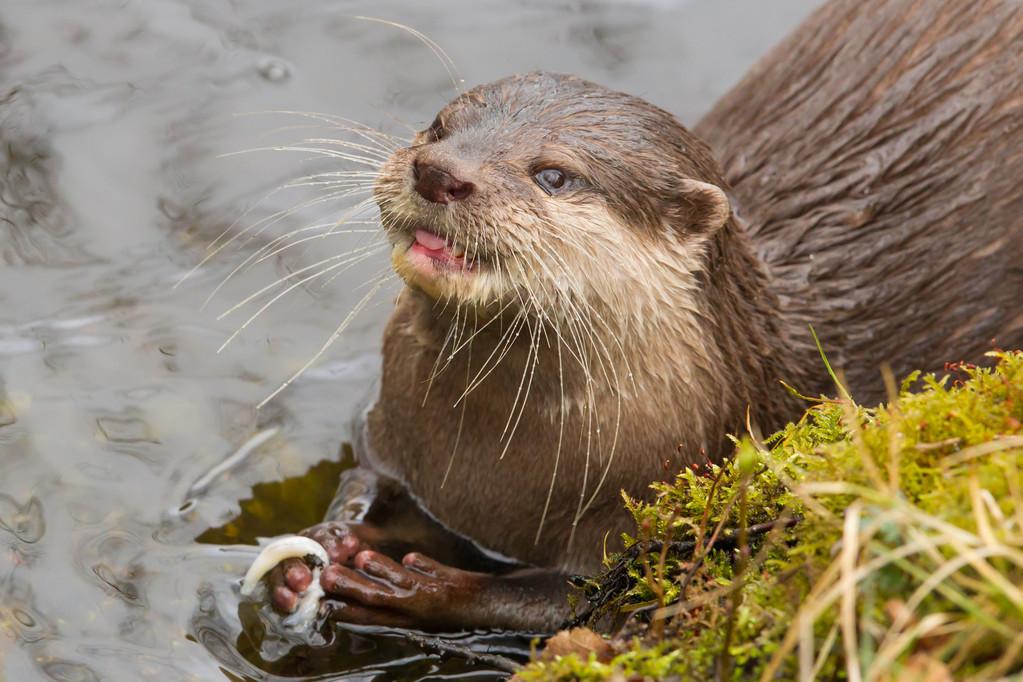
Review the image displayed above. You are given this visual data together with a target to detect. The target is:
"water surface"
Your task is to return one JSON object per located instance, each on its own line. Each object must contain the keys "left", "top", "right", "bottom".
{"left": 0, "top": 1, "right": 821, "bottom": 679}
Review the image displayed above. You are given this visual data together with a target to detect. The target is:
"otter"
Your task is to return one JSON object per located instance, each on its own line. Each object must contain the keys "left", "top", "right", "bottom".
{"left": 264, "top": 0, "right": 1023, "bottom": 632}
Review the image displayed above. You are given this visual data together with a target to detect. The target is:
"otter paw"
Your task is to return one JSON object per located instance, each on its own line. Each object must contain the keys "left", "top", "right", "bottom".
{"left": 319, "top": 551, "right": 483, "bottom": 629}
{"left": 269, "top": 522, "right": 368, "bottom": 615}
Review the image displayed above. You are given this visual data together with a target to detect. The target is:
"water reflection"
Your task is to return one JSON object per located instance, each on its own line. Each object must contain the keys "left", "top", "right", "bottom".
{"left": 0, "top": 0, "right": 821, "bottom": 679}
{"left": 0, "top": 494, "right": 45, "bottom": 544}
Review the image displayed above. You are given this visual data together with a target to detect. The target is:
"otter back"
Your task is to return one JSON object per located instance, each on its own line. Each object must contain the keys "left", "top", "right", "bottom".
{"left": 698, "top": 0, "right": 1023, "bottom": 401}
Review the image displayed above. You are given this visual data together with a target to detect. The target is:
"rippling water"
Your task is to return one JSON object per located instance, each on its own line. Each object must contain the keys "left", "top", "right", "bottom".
{"left": 0, "top": 1, "right": 821, "bottom": 679}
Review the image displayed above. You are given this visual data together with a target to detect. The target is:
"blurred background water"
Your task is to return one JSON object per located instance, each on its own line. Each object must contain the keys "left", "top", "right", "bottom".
{"left": 0, "top": 1, "right": 822, "bottom": 679}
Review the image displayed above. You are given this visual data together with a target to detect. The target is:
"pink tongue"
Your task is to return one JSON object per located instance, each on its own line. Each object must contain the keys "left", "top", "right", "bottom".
{"left": 415, "top": 229, "right": 449, "bottom": 251}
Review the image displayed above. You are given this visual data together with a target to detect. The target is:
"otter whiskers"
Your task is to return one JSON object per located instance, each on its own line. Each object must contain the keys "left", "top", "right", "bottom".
{"left": 179, "top": 110, "right": 414, "bottom": 409}
{"left": 216, "top": 243, "right": 387, "bottom": 353}
{"left": 201, "top": 204, "right": 379, "bottom": 310}
{"left": 202, "top": 194, "right": 379, "bottom": 313}
{"left": 512, "top": 230, "right": 627, "bottom": 544}
{"left": 257, "top": 271, "right": 394, "bottom": 409}
{"left": 181, "top": 179, "right": 382, "bottom": 296}
{"left": 351, "top": 16, "right": 462, "bottom": 94}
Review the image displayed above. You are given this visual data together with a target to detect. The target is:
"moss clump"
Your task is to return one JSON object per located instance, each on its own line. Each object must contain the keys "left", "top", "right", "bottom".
{"left": 518, "top": 351, "right": 1023, "bottom": 681}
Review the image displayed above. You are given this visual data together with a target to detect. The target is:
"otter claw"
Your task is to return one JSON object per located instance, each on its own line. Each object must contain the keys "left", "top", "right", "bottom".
{"left": 241, "top": 536, "right": 329, "bottom": 628}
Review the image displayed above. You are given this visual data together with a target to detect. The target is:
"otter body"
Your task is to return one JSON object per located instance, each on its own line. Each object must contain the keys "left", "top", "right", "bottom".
{"left": 367, "top": 0, "right": 1023, "bottom": 574}
{"left": 271, "top": 0, "right": 1023, "bottom": 629}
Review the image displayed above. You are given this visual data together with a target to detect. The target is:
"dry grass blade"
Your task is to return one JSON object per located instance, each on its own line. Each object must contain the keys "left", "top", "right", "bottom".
{"left": 841, "top": 502, "right": 864, "bottom": 682}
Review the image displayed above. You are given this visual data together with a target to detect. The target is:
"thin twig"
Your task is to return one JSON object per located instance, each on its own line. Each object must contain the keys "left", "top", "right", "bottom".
{"left": 405, "top": 633, "right": 524, "bottom": 674}
{"left": 563, "top": 516, "right": 801, "bottom": 629}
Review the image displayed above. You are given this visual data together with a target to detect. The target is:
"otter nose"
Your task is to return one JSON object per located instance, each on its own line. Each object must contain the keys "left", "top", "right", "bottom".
{"left": 412, "top": 160, "right": 474, "bottom": 204}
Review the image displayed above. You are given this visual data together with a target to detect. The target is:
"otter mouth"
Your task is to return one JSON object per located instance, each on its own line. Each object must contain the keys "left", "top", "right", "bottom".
{"left": 407, "top": 228, "right": 473, "bottom": 272}
{"left": 388, "top": 223, "right": 481, "bottom": 298}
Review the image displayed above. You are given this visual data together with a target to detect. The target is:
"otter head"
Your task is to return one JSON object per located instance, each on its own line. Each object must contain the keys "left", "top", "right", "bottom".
{"left": 375, "top": 71, "right": 731, "bottom": 323}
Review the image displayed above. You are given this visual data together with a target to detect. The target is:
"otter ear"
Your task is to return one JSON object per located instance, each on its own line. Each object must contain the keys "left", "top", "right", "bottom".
{"left": 677, "top": 179, "right": 730, "bottom": 233}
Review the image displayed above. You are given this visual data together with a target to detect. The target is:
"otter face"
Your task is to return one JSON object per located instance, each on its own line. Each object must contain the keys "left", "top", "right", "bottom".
{"left": 374, "top": 71, "right": 730, "bottom": 315}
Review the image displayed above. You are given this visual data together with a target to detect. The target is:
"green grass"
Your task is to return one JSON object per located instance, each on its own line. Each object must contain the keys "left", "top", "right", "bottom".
{"left": 516, "top": 351, "right": 1023, "bottom": 681}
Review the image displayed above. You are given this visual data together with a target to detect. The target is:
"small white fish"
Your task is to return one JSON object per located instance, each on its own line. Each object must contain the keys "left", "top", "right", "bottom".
{"left": 240, "top": 536, "right": 329, "bottom": 629}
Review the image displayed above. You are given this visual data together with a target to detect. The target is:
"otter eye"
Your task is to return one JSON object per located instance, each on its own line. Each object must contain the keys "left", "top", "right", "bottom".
{"left": 533, "top": 168, "right": 568, "bottom": 195}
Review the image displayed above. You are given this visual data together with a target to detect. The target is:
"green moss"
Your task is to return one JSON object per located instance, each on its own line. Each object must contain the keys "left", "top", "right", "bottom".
{"left": 514, "top": 643, "right": 685, "bottom": 682}
{"left": 520, "top": 351, "right": 1023, "bottom": 681}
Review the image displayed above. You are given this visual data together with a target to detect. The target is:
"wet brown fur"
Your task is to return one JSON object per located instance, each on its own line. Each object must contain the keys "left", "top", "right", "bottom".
{"left": 366, "top": 0, "right": 1023, "bottom": 574}
{"left": 698, "top": 0, "right": 1023, "bottom": 402}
